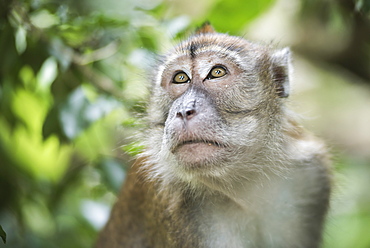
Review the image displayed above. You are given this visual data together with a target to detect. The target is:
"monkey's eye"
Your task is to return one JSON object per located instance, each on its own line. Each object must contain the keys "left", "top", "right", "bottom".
{"left": 207, "top": 66, "right": 227, "bottom": 79}
{"left": 172, "top": 72, "right": 190, "bottom": 84}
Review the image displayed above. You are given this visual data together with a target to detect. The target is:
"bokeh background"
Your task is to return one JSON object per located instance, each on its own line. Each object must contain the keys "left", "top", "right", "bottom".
{"left": 0, "top": 0, "right": 369, "bottom": 247}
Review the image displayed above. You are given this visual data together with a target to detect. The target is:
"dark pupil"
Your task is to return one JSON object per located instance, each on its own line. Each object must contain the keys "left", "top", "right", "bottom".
{"left": 179, "top": 75, "right": 185, "bottom": 80}
{"left": 215, "top": 69, "right": 221, "bottom": 74}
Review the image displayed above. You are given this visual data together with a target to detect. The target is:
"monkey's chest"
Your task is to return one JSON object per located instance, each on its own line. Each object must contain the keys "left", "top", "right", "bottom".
{"left": 197, "top": 180, "right": 305, "bottom": 248}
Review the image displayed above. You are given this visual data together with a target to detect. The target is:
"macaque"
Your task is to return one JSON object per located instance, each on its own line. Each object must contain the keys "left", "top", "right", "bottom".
{"left": 96, "top": 24, "right": 331, "bottom": 248}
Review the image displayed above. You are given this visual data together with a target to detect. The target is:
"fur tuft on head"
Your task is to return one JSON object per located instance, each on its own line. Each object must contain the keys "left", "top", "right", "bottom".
{"left": 196, "top": 22, "right": 216, "bottom": 35}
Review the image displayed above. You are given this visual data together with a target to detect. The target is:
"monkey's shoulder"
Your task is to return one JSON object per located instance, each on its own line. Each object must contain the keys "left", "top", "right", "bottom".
{"left": 284, "top": 119, "right": 330, "bottom": 165}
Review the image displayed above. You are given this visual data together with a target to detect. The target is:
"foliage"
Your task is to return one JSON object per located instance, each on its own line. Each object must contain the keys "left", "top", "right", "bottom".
{"left": 205, "top": 0, "right": 274, "bottom": 33}
{"left": 0, "top": 0, "right": 175, "bottom": 247}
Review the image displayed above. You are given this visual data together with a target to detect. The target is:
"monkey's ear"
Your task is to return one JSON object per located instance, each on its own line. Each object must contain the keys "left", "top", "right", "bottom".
{"left": 271, "top": 47, "right": 291, "bottom": 98}
{"left": 196, "top": 22, "right": 216, "bottom": 34}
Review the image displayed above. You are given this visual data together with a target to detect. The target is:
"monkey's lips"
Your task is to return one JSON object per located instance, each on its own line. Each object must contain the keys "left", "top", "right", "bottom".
{"left": 176, "top": 140, "right": 225, "bottom": 148}
{"left": 172, "top": 140, "right": 226, "bottom": 165}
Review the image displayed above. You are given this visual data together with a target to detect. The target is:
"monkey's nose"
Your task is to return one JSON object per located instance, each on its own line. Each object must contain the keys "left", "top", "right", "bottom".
{"left": 176, "top": 101, "right": 197, "bottom": 121}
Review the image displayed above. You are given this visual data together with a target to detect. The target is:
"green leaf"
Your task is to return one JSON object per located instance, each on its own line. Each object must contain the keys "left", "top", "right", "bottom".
{"left": 15, "top": 25, "right": 27, "bottom": 54}
{"left": 206, "top": 0, "right": 275, "bottom": 34}
{"left": 0, "top": 225, "right": 6, "bottom": 244}
{"left": 36, "top": 57, "right": 58, "bottom": 93}
{"left": 30, "top": 9, "right": 59, "bottom": 29}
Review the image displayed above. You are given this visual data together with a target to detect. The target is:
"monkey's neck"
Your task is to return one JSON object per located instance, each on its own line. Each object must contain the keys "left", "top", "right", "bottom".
{"left": 158, "top": 158, "right": 292, "bottom": 213}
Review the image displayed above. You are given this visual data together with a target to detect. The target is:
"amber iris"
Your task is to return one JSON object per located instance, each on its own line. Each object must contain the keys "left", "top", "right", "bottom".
{"left": 173, "top": 72, "right": 190, "bottom": 84}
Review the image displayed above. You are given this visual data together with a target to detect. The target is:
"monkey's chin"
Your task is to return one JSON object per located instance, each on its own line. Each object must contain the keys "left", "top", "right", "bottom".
{"left": 173, "top": 142, "right": 226, "bottom": 168}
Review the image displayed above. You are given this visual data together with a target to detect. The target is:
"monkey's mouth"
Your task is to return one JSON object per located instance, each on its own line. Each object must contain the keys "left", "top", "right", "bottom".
{"left": 173, "top": 139, "right": 226, "bottom": 152}
{"left": 181, "top": 140, "right": 224, "bottom": 147}
{"left": 171, "top": 139, "right": 227, "bottom": 166}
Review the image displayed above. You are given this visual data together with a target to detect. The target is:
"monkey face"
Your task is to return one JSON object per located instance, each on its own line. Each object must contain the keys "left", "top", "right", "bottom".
{"left": 146, "top": 32, "right": 291, "bottom": 179}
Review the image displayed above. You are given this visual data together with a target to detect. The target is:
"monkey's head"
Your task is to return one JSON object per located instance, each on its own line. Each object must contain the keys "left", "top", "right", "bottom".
{"left": 144, "top": 24, "right": 292, "bottom": 184}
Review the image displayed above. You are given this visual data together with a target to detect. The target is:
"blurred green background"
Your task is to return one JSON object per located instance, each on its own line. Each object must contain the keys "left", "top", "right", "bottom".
{"left": 0, "top": 0, "right": 369, "bottom": 247}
